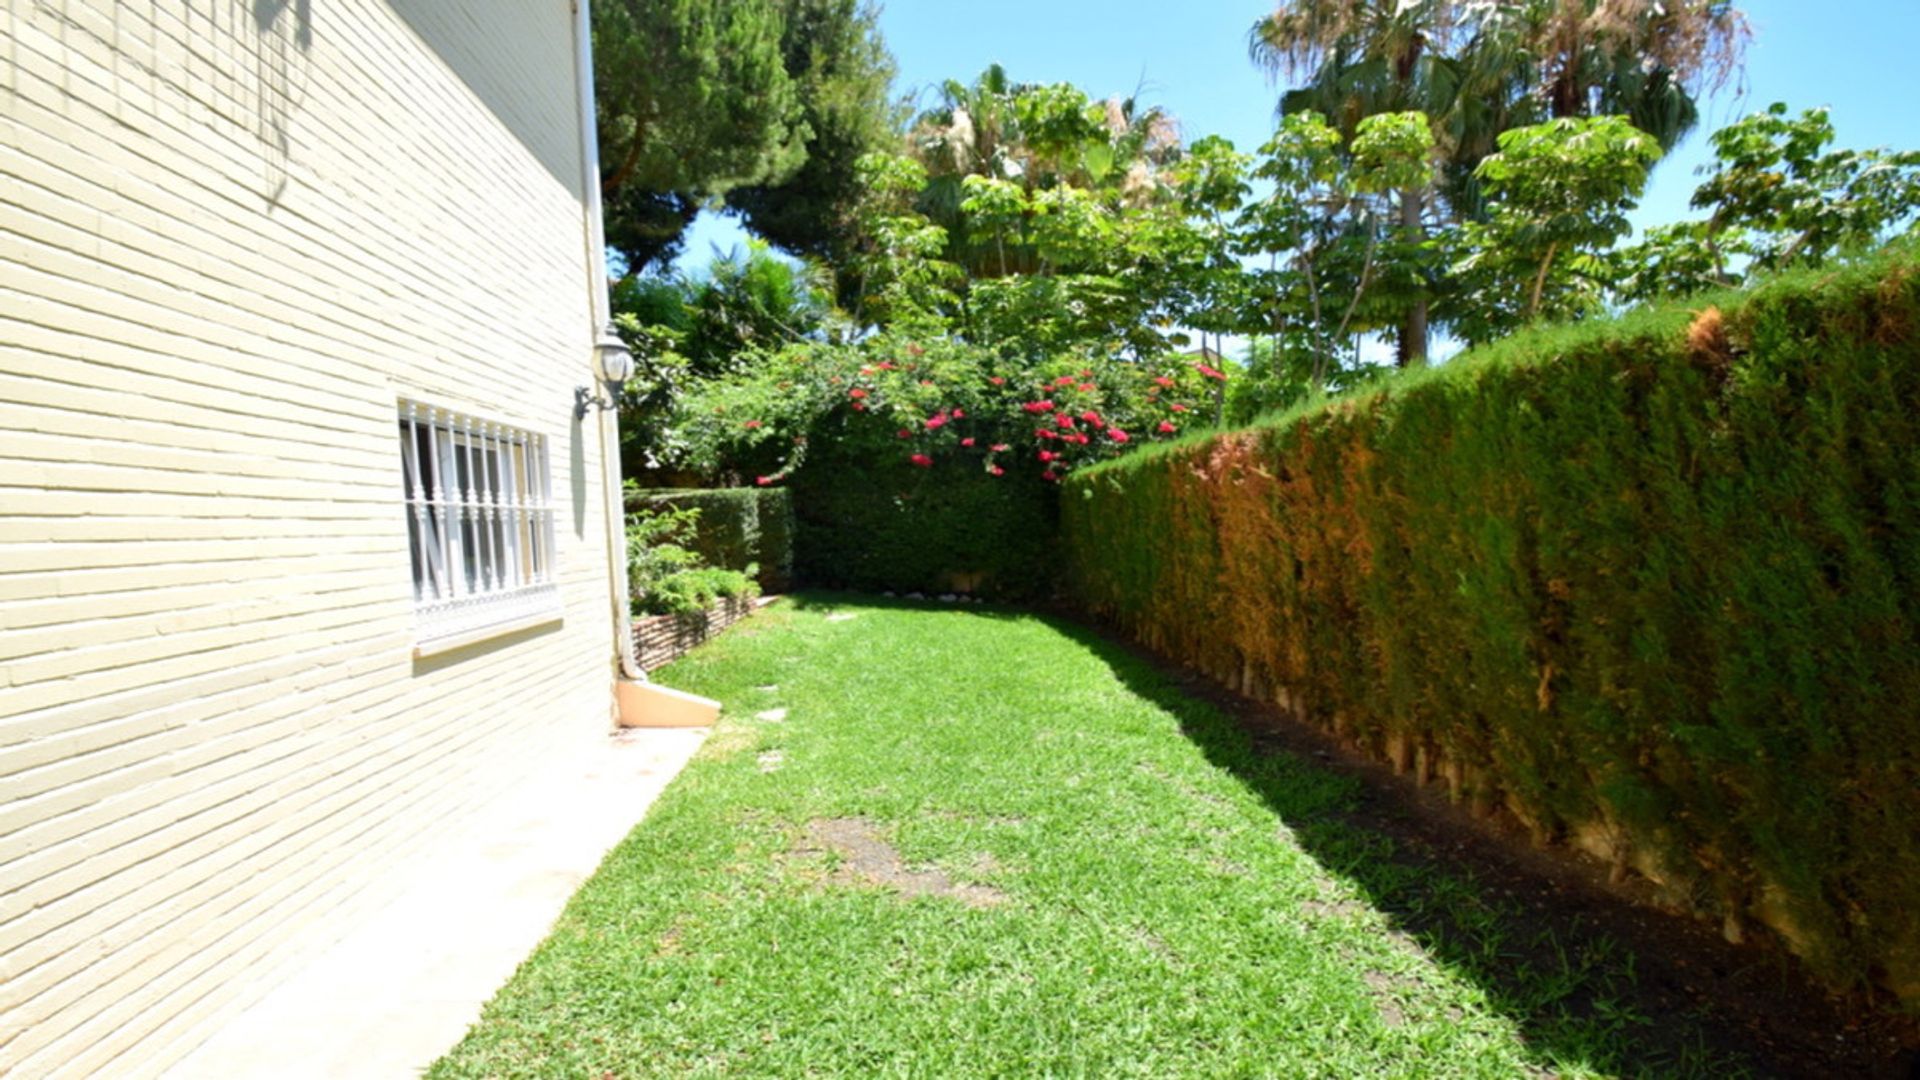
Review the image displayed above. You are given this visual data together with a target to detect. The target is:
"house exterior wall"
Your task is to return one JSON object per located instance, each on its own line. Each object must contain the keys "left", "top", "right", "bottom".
{"left": 0, "top": 2, "right": 620, "bottom": 1074}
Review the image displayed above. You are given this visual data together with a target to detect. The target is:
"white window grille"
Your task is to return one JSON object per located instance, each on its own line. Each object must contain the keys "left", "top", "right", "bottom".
{"left": 398, "top": 401, "right": 562, "bottom": 655}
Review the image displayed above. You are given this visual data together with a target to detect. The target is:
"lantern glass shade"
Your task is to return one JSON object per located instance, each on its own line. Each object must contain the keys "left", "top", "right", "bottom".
{"left": 594, "top": 325, "right": 634, "bottom": 385}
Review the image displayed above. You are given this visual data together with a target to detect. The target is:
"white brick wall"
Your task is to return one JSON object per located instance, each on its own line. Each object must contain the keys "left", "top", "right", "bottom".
{"left": 0, "top": 2, "right": 619, "bottom": 1073}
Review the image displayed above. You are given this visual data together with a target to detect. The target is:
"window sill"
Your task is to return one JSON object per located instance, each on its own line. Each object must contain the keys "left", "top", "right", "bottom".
{"left": 412, "top": 584, "right": 564, "bottom": 659}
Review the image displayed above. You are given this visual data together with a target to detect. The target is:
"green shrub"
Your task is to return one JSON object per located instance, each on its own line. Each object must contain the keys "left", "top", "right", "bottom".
{"left": 629, "top": 487, "right": 793, "bottom": 592}
{"left": 1064, "top": 246, "right": 1920, "bottom": 1002}
{"left": 625, "top": 503, "right": 762, "bottom": 616}
{"left": 643, "top": 565, "right": 761, "bottom": 617}
{"left": 790, "top": 444, "right": 1057, "bottom": 598}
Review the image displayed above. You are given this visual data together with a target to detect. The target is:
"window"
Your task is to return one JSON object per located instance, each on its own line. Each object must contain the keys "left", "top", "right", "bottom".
{"left": 398, "top": 401, "right": 562, "bottom": 655}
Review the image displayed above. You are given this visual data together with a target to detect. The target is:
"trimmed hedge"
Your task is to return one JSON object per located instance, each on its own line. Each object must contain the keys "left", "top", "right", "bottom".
{"left": 629, "top": 488, "right": 794, "bottom": 592}
{"left": 790, "top": 446, "right": 1056, "bottom": 599}
{"left": 1064, "top": 250, "right": 1920, "bottom": 1001}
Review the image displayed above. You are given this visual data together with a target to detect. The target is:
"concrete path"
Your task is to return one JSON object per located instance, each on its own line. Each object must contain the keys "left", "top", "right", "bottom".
{"left": 165, "top": 726, "right": 707, "bottom": 1079}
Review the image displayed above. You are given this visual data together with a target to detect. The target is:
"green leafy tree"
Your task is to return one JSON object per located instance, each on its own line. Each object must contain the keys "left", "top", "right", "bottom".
{"left": 1238, "top": 111, "right": 1435, "bottom": 394}
{"left": 1250, "top": 0, "right": 1460, "bottom": 366}
{"left": 840, "top": 152, "right": 962, "bottom": 330}
{"left": 722, "top": 0, "right": 901, "bottom": 262}
{"left": 594, "top": 0, "right": 901, "bottom": 271}
{"left": 1692, "top": 104, "right": 1920, "bottom": 274}
{"left": 1249, "top": 0, "right": 1747, "bottom": 359}
{"left": 594, "top": 0, "right": 804, "bottom": 269}
{"left": 1613, "top": 105, "right": 1920, "bottom": 304}
{"left": 1452, "top": 115, "right": 1662, "bottom": 340}
{"left": 906, "top": 67, "right": 1181, "bottom": 280}
{"left": 1164, "top": 135, "right": 1255, "bottom": 384}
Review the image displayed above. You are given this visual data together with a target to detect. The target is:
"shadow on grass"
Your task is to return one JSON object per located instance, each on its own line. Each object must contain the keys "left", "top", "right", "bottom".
{"left": 786, "top": 591, "right": 1870, "bottom": 1078}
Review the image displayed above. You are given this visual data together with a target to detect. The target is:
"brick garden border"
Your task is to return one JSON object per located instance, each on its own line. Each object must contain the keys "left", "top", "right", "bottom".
{"left": 632, "top": 596, "right": 779, "bottom": 671}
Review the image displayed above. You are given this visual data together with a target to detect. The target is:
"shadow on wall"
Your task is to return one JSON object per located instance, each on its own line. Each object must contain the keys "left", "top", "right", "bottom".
{"left": 386, "top": 0, "right": 584, "bottom": 200}
{"left": 2, "top": 1, "right": 312, "bottom": 203}
{"left": 6, "top": 1, "right": 577, "bottom": 203}
{"left": 251, "top": 0, "right": 313, "bottom": 203}
{"left": 570, "top": 413, "right": 588, "bottom": 539}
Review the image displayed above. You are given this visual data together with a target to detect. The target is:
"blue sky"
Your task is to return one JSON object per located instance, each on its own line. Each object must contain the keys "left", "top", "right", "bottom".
{"left": 674, "top": 0, "right": 1920, "bottom": 275}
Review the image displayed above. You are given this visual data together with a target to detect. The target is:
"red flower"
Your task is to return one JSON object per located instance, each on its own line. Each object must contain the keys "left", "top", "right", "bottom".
{"left": 1079, "top": 383, "right": 1095, "bottom": 392}
{"left": 926, "top": 414, "right": 947, "bottom": 430}
{"left": 1107, "top": 427, "right": 1130, "bottom": 443}
{"left": 991, "top": 443, "right": 1011, "bottom": 452}
{"left": 1080, "top": 410, "right": 1102, "bottom": 426}
{"left": 1154, "top": 376, "right": 1175, "bottom": 388}
{"left": 910, "top": 453, "right": 933, "bottom": 468}
{"left": 878, "top": 361, "right": 898, "bottom": 370}
{"left": 756, "top": 476, "right": 773, "bottom": 487}
{"left": 1170, "top": 403, "right": 1189, "bottom": 413}
{"left": 1041, "top": 470, "right": 1059, "bottom": 482}
{"left": 1080, "top": 369, "right": 1094, "bottom": 378}
{"left": 952, "top": 408, "right": 966, "bottom": 419}
{"left": 1023, "top": 400, "right": 1056, "bottom": 414}
{"left": 1195, "top": 362, "right": 1226, "bottom": 380}
{"left": 897, "top": 428, "right": 913, "bottom": 439}
{"left": 860, "top": 366, "right": 876, "bottom": 376}
{"left": 1073, "top": 433, "right": 1091, "bottom": 445}
{"left": 988, "top": 376, "right": 1006, "bottom": 386}
{"left": 852, "top": 402, "right": 867, "bottom": 411}
{"left": 990, "top": 465, "right": 1006, "bottom": 477}
{"left": 1054, "top": 375, "right": 1077, "bottom": 387}
{"left": 907, "top": 343, "right": 925, "bottom": 357}
{"left": 1157, "top": 421, "right": 1177, "bottom": 434}
{"left": 1037, "top": 450, "right": 1057, "bottom": 463}
{"left": 961, "top": 437, "right": 976, "bottom": 447}
{"left": 1036, "top": 428, "right": 1059, "bottom": 440}
{"left": 743, "top": 420, "right": 762, "bottom": 430}
{"left": 920, "top": 380, "right": 935, "bottom": 387}
{"left": 1055, "top": 413, "right": 1075, "bottom": 428}
{"left": 849, "top": 388, "right": 868, "bottom": 399}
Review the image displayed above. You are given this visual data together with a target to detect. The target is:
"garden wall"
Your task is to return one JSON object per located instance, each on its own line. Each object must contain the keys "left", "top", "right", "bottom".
{"left": 1063, "top": 251, "right": 1920, "bottom": 1001}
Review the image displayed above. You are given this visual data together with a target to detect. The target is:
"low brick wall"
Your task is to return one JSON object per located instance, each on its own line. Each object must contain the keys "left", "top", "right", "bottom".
{"left": 632, "top": 596, "right": 773, "bottom": 671}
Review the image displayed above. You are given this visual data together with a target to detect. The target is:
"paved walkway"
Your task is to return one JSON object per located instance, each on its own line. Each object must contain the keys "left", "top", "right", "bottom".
{"left": 166, "top": 725, "right": 707, "bottom": 1079}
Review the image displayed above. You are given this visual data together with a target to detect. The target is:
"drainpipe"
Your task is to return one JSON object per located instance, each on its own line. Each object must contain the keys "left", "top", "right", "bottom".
{"left": 571, "top": 0, "right": 642, "bottom": 682}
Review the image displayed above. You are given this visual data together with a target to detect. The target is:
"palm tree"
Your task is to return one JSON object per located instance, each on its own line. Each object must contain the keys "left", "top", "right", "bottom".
{"left": 1516, "top": 0, "right": 1747, "bottom": 137}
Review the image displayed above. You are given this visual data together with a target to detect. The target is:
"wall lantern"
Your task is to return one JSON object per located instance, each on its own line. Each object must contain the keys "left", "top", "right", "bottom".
{"left": 575, "top": 323, "right": 634, "bottom": 419}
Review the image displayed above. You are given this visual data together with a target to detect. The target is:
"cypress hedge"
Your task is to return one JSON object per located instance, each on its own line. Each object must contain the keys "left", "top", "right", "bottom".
{"left": 629, "top": 487, "right": 794, "bottom": 592}
{"left": 1063, "top": 249, "right": 1920, "bottom": 1001}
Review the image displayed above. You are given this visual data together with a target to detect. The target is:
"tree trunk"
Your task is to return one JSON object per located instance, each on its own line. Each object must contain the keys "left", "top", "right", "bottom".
{"left": 1394, "top": 187, "right": 1428, "bottom": 368}
{"left": 1528, "top": 241, "right": 1559, "bottom": 322}
{"left": 1210, "top": 333, "right": 1227, "bottom": 427}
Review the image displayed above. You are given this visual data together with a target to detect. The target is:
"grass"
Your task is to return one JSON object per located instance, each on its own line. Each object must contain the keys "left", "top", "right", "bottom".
{"left": 429, "top": 595, "right": 1745, "bottom": 1078}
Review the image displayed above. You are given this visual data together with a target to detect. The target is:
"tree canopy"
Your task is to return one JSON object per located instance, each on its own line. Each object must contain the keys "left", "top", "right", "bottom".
{"left": 593, "top": 0, "right": 895, "bottom": 271}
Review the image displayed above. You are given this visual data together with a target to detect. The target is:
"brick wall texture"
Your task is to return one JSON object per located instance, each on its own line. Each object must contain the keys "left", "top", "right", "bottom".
{"left": 0, "top": 2, "right": 619, "bottom": 1073}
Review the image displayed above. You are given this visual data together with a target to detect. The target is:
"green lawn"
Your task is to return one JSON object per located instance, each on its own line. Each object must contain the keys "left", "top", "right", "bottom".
{"left": 429, "top": 596, "right": 1739, "bottom": 1078}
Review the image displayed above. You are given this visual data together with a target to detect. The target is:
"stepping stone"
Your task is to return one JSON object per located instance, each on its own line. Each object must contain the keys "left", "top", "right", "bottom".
{"left": 825, "top": 613, "right": 857, "bottom": 623}
{"left": 756, "top": 708, "right": 789, "bottom": 723}
{"left": 758, "top": 750, "right": 785, "bottom": 773}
